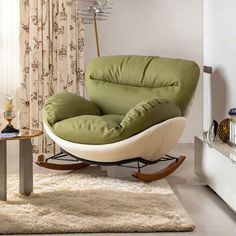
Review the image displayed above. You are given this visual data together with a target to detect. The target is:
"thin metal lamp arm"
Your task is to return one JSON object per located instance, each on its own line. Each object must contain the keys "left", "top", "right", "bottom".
{"left": 93, "top": 13, "right": 100, "bottom": 57}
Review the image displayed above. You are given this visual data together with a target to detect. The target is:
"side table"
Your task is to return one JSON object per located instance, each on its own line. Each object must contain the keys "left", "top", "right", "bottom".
{"left": 0, "top": 129, "right": 43, "bottom": 201}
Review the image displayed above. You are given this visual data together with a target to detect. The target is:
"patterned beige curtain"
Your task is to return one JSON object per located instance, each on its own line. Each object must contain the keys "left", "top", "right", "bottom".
{"left": 20, "top": 0, "right": 85, "bottom": 154}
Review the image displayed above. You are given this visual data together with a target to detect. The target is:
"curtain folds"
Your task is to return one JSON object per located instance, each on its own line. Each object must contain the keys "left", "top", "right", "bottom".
{"left": 20, "top": 0, "right": 85, "bottom": 154}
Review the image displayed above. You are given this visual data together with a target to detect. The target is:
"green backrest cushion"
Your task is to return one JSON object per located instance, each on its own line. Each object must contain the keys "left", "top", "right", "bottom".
{"left": 86, "top": 55, "right": 200, "bottom": 115}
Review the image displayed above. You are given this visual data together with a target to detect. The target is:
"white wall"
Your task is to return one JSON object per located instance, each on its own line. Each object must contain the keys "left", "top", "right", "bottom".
{"left": 85, "top": 0, "right": 203, "bottom": 143}
{"left": 204, "top": 0, "right": 236, "bottom": 128}
{"left": 0, "top": 1, "right": 20, "bottom": 106}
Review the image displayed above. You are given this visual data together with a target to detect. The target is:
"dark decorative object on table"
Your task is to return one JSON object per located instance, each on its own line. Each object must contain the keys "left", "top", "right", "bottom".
{"left": 207, "top": 119, "right": 219, "bottom": 142}
{"left": 218, "top": 118, "right": 230, "bottom": 143}
{"left": 229, "top": 108, "right": 236, "bottom": 116}
{"left": 1, "top": 124, "right": 19, "bottom": 133}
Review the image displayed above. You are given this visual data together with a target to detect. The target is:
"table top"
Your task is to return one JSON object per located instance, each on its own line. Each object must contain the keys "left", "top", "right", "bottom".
{"left": 196, "top": 136, "right": 236, "bottom": 164}
{"left": 0, "top": 129, "right": 43, "bottom": 141}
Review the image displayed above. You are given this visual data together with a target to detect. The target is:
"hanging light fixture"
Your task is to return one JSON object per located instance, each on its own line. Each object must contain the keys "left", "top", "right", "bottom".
{"left": 77, "top": 0, "right": 113, "bottom": 57}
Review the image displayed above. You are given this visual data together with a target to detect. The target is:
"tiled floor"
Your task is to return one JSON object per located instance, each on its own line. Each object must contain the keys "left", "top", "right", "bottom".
{"left": 4, "top": 142, "right": 236, "bottom": 235}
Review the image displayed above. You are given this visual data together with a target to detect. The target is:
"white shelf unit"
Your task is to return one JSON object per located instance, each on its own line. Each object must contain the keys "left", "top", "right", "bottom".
{"left": 194, "top": 136, "right": 236, "bottom": 212}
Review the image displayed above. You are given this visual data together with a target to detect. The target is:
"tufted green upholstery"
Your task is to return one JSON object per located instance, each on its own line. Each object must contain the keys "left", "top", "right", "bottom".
{"left": 44, "top": 55, "right": 199, "bottom": 144}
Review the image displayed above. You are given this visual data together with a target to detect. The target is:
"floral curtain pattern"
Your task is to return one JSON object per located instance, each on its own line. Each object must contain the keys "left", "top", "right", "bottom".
{"left": 20, "top": 0, "right": 85, "bottom": 154}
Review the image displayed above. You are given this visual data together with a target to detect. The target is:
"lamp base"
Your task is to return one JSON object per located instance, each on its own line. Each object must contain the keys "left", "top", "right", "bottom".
{"left": 1, "top": 124, "right": 19, "bottom": 133}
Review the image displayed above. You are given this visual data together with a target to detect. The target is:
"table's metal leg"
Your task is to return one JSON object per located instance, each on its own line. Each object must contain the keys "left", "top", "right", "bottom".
{"left": 0, "top": 140, "right": 7, "bottom": 201}
{"left": 19, "top": 139, "right": 33, "bottom": 196}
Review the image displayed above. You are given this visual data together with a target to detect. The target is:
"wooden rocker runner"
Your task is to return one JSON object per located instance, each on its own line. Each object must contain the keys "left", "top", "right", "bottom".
{"left": 36, "top": 152, "right": 90, "bottom": 171}
{"left": 36, "top": 151, "right": 186, "bottom": 182}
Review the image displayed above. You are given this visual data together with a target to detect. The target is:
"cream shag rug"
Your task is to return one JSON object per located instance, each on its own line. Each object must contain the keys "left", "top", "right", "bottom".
{"left": 0, "top": 171, "right": 194, "bottom": 234}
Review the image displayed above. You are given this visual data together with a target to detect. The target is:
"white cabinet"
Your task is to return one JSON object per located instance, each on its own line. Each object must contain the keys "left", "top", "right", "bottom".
{"left": 194, "top": 137, "right": 236, "bottom": 212}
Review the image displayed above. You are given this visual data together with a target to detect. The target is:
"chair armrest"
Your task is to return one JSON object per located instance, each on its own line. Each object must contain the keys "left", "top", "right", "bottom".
{"left": 120, "top": 98, "right": 181, "bottom": 134}
{"left": 44, "top": 92, "right": 101, "bottom": 125}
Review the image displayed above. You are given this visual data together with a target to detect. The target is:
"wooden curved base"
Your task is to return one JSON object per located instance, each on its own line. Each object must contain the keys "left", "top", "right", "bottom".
{"left": 35, "top": 161, "right": 90, "bottom": 171}
{"left": 132, "top": 156, "right": 186, "bottom": 182}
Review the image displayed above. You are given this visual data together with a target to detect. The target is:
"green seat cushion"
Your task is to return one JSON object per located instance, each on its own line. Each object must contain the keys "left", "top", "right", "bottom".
{"left": 52, "top": 98, "right": 181, "bottom": 144}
